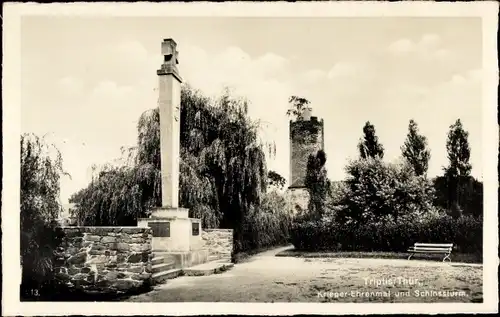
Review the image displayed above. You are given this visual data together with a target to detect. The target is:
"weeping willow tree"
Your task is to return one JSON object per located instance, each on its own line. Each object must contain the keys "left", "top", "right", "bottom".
{"left": 21, "top": 133, "right": 67, "bottom": 299}
{"left": 180, "top": 87, "right": 270, "bottom": 252}
{"left": 71, "top": 85, "right": 272, "bottom": 249}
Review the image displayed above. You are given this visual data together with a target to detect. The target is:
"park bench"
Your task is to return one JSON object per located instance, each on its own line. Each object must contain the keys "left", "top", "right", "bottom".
{"left": 407, "top": 243, "right": 453, "bottom": 262}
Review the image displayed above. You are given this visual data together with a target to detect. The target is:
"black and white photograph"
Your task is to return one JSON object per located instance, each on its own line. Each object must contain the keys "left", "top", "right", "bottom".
{"left": 2, "top": 1, "right": 498, "bottom": 315}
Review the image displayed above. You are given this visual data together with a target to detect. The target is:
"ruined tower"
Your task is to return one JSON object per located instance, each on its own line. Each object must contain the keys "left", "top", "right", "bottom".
{"left": 287, "top": 108, "right": 325, "bottom": 215}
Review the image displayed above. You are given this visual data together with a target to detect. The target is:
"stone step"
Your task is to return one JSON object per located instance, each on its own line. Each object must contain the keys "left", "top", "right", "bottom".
{"left": 220, "top": 256, "right": 232, "bottom": 262}
{"left": 152, "top": 268, "right": 183, "bottom": 284}
{"left": 208, "top": 255, "right": 232, "bottom": 262}
{"left": 151, "top": 257, "right": 165, "bottom": 265}
{"left": 152, "top": 253, "right": 179, "bottom": 265}
{"left": 183, "top": 261, "right": 234, "bottom": 277}
{"left": 151, "top": 261, "right": 175, "bottom": 274}
{"left": 151, "top": 250, "right": 209, "bottom": 269}
{"left": 208, "top": 255, "right": 219, "bottom": 261}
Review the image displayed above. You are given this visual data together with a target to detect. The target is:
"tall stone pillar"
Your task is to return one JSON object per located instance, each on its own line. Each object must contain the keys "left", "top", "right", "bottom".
{"left": 138, "top": 39, "right": 207, "bottom": 266}
{"left": 157, "top": 39, "right": 182, "bottom": 210}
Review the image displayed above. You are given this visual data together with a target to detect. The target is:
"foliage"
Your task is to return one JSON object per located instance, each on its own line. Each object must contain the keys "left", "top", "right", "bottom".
{"left": 358, "top": 121, "right": 384, "bottom": 159}
{"left": 304, "top": 150, "right": 330, "bottom": 220}
{"left": 401, "top": 119, "right": 431, "bottom": 176}
{"left": 286, "top": 95, "right": 312, "bottom": 121}
{"left": 328, "top": 181, "right": 348, "bottom": 206}
{"left": 268, "top": 170, "right": 286, "bottom": 190}
{"left": 291, "top": 214, "right": 482, "bottom": 256}
{"left": 336, "top": 158, "right": 435, "bottom": 225}
{"left": 20, "top": 133, "right": 67, "bottom": 299}
{"left": 237, "top": 190, "right": 292, "bottom": 252}
{"left": 433, "top": 175, "right": 483, "bottom": 219}
{"left": 70, "top": 165, "right": 146, "bottom": 226}
{"left": 290, "top": 119, "right": 323, "bottom": 143}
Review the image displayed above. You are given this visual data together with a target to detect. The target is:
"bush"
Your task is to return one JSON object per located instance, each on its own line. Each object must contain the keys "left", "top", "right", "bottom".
{"left": 291, "top": 214, "right": 482, "bottom": 256}
{"left": 337, "top": 158, "right": 435, "bottom": 224}
{"left": 234, "top": 190, "right": 292, "bottom": 254}
{"left": 433, "top": 175, "right": 483, "bottom": 218}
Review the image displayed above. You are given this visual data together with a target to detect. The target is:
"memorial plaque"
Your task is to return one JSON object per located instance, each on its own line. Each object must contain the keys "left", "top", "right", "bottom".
{"left": 192, "top": 222, "right": 200, "bottom": 236}
{"left": 148, "top": 222, "right": 170, "bottom": 237}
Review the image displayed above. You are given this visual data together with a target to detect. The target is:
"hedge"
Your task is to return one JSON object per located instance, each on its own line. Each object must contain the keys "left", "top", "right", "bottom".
{"left": 290, "top": 215, "right": 482, "bottom": 255}
{"left": 234, "top": 190, "right": 292, "bottom": 255}
{"left": 235, "top": 210, "right": 291, "bottom": 254}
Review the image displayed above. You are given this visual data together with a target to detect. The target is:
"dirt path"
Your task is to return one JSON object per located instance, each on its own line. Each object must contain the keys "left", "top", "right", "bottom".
{"left": 126, "top": 246, "right": 482, "bottom": 303}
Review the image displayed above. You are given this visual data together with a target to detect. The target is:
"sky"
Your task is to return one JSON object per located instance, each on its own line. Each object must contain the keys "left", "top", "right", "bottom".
{"left": 21, "top": 17, "right": 483, "bottom": 204}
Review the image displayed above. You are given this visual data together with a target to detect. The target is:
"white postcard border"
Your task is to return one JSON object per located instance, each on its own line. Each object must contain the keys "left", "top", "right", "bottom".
{"left": 2, "top": 1, "right": 498, "bottom": 315}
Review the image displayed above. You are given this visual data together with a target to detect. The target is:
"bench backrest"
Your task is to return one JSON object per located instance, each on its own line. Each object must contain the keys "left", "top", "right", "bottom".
{"left": 414, "top": 243, "right": 453, "bottom": 251}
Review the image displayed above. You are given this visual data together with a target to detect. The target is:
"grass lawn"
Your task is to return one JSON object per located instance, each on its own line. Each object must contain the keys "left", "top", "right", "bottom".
{"left": 276, "top": 248, "right": 482, "bottom": 264}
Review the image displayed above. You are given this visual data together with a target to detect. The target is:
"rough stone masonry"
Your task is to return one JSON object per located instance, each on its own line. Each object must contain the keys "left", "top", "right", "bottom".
{"left": 53, "top": 227, "right": 153, "bottom": 295}
{"left": 202, "top": 229, "right": 233, "bottom": 260}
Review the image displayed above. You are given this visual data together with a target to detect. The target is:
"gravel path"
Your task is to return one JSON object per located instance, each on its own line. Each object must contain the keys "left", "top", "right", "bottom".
{"left": 126, "top": 246, "right": 482, "bottom": 303}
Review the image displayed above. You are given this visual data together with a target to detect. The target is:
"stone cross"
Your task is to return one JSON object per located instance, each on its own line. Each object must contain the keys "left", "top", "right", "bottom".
{"left": 157, "top": 38, "right": 183, "bottom": 209}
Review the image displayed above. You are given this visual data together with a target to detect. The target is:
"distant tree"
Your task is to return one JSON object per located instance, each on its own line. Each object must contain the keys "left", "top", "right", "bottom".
{"left": 445, "top": 119, "right": 472, "bottom": 177}
{"left": 268, "top": 170, "right": 286, "bottom": 189}
{"left": 443, "top": 119, "right": 473, "bottom": 218}
{"left": 358, "top": 121, "right": 384, "bottom": 159}
{"left": 286, "top": 96, "right": 312, "bottom": 121}
{"left": 304, "top": 150, "right": 330, "bottom": 220}
{"left": 401, "top": 119, "right": 431, "bottom": 176}
{"left": 20, "top": 133, "right": 67, "bottom": 299}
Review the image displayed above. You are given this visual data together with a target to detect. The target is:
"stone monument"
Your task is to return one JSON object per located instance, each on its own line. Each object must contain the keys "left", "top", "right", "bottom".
{"left": 138, "top": 39, "right": 208, "bottom": 268}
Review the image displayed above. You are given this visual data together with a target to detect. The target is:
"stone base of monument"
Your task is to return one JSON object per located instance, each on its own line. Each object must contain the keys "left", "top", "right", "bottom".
{"left": 138, "top": 207, "right": 216, "bottom": 283}
{"left": 137, "top": 207, "right": 205, "bottom": 253}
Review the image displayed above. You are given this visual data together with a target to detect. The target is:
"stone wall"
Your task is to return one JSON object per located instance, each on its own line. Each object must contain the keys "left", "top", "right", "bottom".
{"left": 287, "top": 187, "right": 310, "bottom": 216}
{"left": 54, "top": 227, "right": 153, "bottom": 295}
{"left": 202, "top": 229, "right": 233, "bottom": 260}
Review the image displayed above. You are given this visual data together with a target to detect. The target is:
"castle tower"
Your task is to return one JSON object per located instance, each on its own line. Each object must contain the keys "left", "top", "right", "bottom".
{"left": 287, "top": 108, "right": 325, "bottom": 215}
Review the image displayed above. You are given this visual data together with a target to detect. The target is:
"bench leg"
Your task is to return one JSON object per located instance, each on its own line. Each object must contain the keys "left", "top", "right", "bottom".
{"left": 443, "top": 253, "right": 451, "bottom": 262}
{"left": 408, "top": 253, "right": 413, "bottom": 260}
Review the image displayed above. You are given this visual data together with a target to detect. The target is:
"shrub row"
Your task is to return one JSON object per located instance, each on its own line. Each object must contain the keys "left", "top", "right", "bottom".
{"left": 236, "top": 211, "right": 291, "bottom": 254}
{"left": 290, "top": 215, "right": 482, "bottom": 255}
{"left": 234, "top": 191, "right": 292, "bottom": 255}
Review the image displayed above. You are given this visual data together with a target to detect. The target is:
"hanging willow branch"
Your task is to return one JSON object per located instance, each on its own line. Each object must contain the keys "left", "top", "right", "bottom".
{"left": 70, "top": 84, "right": 270, "bottom": 231}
